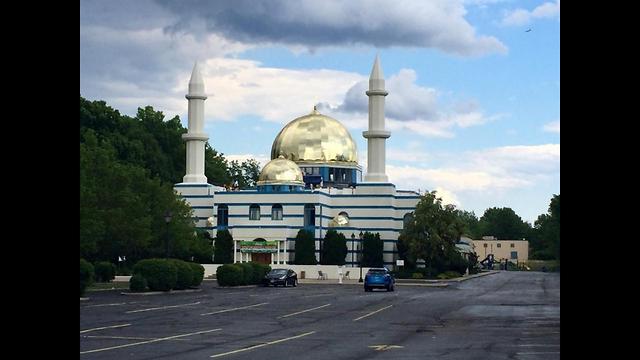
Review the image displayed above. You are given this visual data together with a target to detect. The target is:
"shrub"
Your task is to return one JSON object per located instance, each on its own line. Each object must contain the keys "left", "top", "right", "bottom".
{"left": 216, "top": 264, "right": 244, "bottom": 286}
{"left": 94, "top": 261, "right": 116, "bottom": 282}
{"left": 133, "top": 259, "right": 177, "bottom": 291}
{"left": 237, "top": 263, "right": 254, "bottom": 285}
{"left": 188, "top": 262, "right": 205, "bottom": 287}
{"left": 171, "top": 259, "right": 193, "bottom": 290}
{"left": 80, "top": 259, "right": 95, "bottom": 297}
{"left": 129, "top": 274, "right": 147, "bottom": 292}
{"left": 249, "top": 262, "right": 271, "bottom": 284}
{"left": 411, "top": 272, "right": 424, "bottom": 279}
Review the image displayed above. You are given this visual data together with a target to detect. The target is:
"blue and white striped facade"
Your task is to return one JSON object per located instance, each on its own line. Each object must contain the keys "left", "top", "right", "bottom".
{"left": 174, "top": 183, "right": 420, "bottom": 268}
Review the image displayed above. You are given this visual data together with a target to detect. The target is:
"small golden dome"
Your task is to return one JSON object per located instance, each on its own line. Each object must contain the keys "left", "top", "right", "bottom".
{"left": 257, "top": 156, "right": 305, "bottom": 186}
{"left": 271, "top": 108, "right": 358, "bottom": 166}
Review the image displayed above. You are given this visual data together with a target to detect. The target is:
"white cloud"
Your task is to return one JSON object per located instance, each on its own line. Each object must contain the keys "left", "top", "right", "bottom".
{"left": 433, "top": 187, "right": 461, "bottom": 207}
{"left": 501, "top": 0, "right": 560, "bottom": 26}
{"left": 326, "top": 68, "right": 499, "bottom": 138}
{"left": 225, "top": 154, "right": 271, "bottom": 169}
{"left": 543, "top": 120, "right": 560, "bottom": 133}
{"left": 387, "top": 144, "right": 559, "bottom": 194}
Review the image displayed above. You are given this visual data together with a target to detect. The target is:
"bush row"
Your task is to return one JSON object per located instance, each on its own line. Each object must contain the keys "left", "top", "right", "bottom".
{"left": 216, "top": 262, "right": 271, "bottom": 286}
{"left": 130, "top": 258, "right": 205, "bottom": 292}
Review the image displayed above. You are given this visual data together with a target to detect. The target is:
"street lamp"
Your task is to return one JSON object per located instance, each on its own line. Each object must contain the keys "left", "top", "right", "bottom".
{"left": 164, "top": 211, "right": 173, "bottom": 258}
{"left": 350, "top": 233, "right": 355, "bottom": 267}
{"left": 358, "top": 230, "right": 364, "bottom": 282}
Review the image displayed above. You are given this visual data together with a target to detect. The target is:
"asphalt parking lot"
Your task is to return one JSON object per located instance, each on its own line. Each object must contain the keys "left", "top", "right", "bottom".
{"left": 80, "top": 271, "right": 560, "bottom": 359}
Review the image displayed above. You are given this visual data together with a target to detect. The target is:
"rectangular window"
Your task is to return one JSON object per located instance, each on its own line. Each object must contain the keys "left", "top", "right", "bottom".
{"left": 249, "top": 205, "right": 260, "bottom": 220}
{"left": 497, "top": 243, "right": 501, "bottom": 248}
{"left": 313, "top": 167, "right": 319, "bottom": 175}
{"left": 510, "top": 243, "right": 515, "bottom": 248}
{"left": 304, "top": 205, "right": 316, "bottom": 227}
{"left": 511, "top": 251, "right": 518, "bottom": 259}
{"left": 483, "top": 243, "right": 487, "bottom": 248}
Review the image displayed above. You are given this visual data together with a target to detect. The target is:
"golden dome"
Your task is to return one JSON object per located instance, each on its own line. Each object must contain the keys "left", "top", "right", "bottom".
{"left": 271, "top": 108, "right": 358, "bottom": 166}
{"left": 257, "top": 156, "right": 305, "bottom": 186}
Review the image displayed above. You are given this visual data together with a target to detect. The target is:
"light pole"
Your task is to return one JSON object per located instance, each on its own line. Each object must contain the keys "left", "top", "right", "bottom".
{"left": 164, "top": 211, "right": 173, "bottom": 258}
{"left": 358, "top": 231, "right": 364, "bottom": 282}
{"left": 351, "top": 233, "right": 355, "bottom": 267}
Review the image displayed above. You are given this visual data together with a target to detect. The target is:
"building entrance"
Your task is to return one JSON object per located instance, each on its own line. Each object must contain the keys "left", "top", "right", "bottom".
{"left": 252, "top": 253, "right": 271, "bottom": 264}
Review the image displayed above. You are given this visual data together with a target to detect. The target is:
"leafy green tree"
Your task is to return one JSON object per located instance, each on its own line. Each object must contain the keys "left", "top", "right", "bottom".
{"left": 398, "top": 191, "right": 465, "bottom": 276}
{"left": 456, "top": 210, "right": 480, "bottom": 239}
{"left": 241, "top": 159, "right": 261, "bottom": 187}
{"left": 477, "top": 207, "right": 530, "bottom": 240}
{"left": 294, "top": 229, "right": 317, "bottom": 264}
{"left": 531, "top": 194, "right": 560, "bottom": 260}
{"left": 361, "top": 232, "right": 384, "bottom": 267}
{"left": 320, "top": 229, "right": 348, "bottom": 265}
{"left": 213, "top": 230, "right": 234, "bottom": 264}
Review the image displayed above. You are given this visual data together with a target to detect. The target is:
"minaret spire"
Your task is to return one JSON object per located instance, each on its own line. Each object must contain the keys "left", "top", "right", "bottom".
{"left": 182, "top": 62, "right": 209, "bottom": 183}
{"left": 363, "top": 55, "right": 390, "bottom": 183}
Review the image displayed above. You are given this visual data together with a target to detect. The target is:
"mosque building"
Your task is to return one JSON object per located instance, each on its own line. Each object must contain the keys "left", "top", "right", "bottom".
{"left": 174, "top": 57, "right": 420, "bottom": 268}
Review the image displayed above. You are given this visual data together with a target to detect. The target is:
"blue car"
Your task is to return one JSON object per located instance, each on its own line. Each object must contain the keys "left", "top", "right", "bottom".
{"left": 364, "top": 267, "right": 395, "bottom": 292}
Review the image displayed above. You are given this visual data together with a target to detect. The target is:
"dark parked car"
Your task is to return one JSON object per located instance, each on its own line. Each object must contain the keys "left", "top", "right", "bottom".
{"left": 263, "top": 268, "right": 298, "bottom": 287}
{"left": 364, "top": 267, "right": 395, "bottom": 292}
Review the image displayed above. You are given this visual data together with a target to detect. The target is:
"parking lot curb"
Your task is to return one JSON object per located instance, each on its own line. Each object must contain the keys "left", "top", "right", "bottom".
{"left": 120, "top": 288, "right": 203, "bottom": 296}
{"left": 80, "top": 297, "right": 90, "bottom": 301}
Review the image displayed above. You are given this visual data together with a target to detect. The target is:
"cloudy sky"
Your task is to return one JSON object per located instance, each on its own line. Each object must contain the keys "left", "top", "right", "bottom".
{"left": 80, "top": 0, "right": 560, "bottom": 224}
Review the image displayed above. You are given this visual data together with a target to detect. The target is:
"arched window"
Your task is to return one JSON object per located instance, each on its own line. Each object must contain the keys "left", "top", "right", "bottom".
{"left": 249, "top": 204, "right": 260, "bottom": 220}
{"left": 272, "top": 204, "right": 283, "bottom": 220}
{"left": 217, "top": 205, "right": 229, "bottom": 227}
{"left": 304, "top": 204, "right": 316, "bottom": 227}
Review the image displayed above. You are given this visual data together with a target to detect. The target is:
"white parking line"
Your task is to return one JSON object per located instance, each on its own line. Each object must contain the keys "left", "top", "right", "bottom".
{"left": 353, "top": 305, "right": 393, "bottom": 322}
{"left": 516, "top": 352, "right": 560, "bottom": 355}
{"left": 515, "top": 344, "right": 560, "bottom": 347}
{"left": 201, "top": 302, "right": 268, "bottom": 316}
{"left": 80, "top": 328, "right": 222, "bottom": 354}
{"left": 82, "top": 335, "right": 189, "bottom": 341}
{"left": 126, "top": 301, "right": 201, "bottom": 314}
{"left": 209, "top": 331, "right": 315, "bottom": 358}
{"left": 279, "top": 304, "right": 331, "bottom": 318}
{"left": 84, "top": 302, "right": 127, "bottom": 308}
{"left": 80, "top": 324, "right": 131, "bottom": 334}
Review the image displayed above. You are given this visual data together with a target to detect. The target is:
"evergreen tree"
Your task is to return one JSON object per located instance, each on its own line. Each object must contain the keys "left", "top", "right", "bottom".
{"left": 294, "top": 229, "right": 317, "bottom": 264}
{"left": 320, "top": 229, "right": 348, "bottom": 265}
{"left": 213, "top": 230, "right": 234, "bottom": 264}
{"left": 361, "top": 232, "right": 384, "bottom": 267}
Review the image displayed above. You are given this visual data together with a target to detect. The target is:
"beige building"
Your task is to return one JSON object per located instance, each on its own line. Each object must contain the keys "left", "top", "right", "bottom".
{"left": 472, "top": 236, "right": 529, "bottom": 262}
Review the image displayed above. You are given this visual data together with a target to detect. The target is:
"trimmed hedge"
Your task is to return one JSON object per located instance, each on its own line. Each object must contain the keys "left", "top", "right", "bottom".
{"left": 249, "top": 262, "right": 271, "bottom": 284}
{"left": 133, "top": 259, "right": 177, "bottom": 292}
{"left": 80, "top": 258, "right": 95, "bottom": 297}
{"left": 216, "top": 263, "right": 271, "bottom": 286}
{"left": 94, "top": 261, "right": 116, "bottom": 282}
{"left": 129, "top": 274, "right": 147, "bottom": 292}
{"left": 216, "top": 264, "right": 244, "bottom": 286}
{"left": 237, "top": 263, "right": 254, "bottom": 285}
{"left": 437, "top": 271, "right": 462, "bottom": 279}
{"left": 188, "top": 262, "right": 205, "bottom": 287}
{"left": 171, "top": 260, "right": 193, "bottom": 290}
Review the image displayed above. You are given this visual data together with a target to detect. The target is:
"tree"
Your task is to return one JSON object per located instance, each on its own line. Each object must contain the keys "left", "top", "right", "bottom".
{"left": 456, "top": 210, "right": 480, "bottom": 239}
{"left": 361, "top": 232, "right": 384, "bottom": 267}
{"left": 398, "top": 191, "right": 465, "bottom": 276}
{"left": 531, "top": 194, "right": 560, "bottom": 260}
{"left": 477, "top": 207, "right": 530, "bottom": 240}
{"left": 213, "top": 230, "right": 234, "bottom": 264}
{"left": 294, "top": 229, "right": 317, "bottom": 264}
{"left": 320, "top": 229, "right": 348, "bottom": 265}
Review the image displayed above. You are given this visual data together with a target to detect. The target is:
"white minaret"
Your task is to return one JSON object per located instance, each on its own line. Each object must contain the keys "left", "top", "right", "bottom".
{"left": 182, "top": 62, "right": 209, "bottom": 183}
{"left": 363, "top": 55, "right": 390, "bottom": 182}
